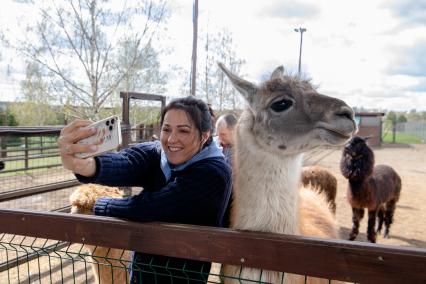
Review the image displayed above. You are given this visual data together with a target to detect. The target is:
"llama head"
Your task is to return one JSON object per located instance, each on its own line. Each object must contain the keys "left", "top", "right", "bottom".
{"left": 218, "top": 62, "right": 357, "bottom": 155}
{"left": 340, "top": 136, "right": 375, "bottom": 181}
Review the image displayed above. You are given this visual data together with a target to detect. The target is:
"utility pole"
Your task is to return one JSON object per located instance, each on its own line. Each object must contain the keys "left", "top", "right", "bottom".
{"left": 190, "top": 0, "right": 199, "bottom": 96}
{"left": 294, "top": 27, "right": 307, "bottom": 76}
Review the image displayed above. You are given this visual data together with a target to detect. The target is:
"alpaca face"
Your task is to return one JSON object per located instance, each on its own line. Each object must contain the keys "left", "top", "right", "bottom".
{"left": 343, "top": 136, "right": 368, "bottom": 158}
{"left": 218, "top": 63, "right": 357, "bottom": 155}
{"left": 340, "top": 136, "right": 375, "bottom": 180}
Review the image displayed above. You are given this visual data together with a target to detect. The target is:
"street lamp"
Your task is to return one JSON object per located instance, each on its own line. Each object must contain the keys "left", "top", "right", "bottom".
{"left": 294, "top": 27, "right": 307, "bottom": 76}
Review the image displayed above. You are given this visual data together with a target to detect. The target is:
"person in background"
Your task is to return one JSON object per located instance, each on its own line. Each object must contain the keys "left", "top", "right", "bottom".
{"left": 215, "top": 113, "right": 237, "bottom": 166}
{"left": 58, "top": 96, "right": 232, "bottom": 284}
{"left": 215, "top": 113, "right": 237, "bottom": 229}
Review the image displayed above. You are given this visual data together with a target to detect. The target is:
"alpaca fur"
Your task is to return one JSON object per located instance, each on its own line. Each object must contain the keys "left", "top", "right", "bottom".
{"left": 301, "top": 166, "right": 337, "bottom": 214}
{"left": 299, "top": 187, "right": 338, "bottom": 238}
{"left": 218, "top": 63, "right": 356, "bottom": 284}
{"left": 340, "top": 136, "right": 401, "bottom": 243}
{"left": 70, "top": 184, "right": 131, "bottom": 284}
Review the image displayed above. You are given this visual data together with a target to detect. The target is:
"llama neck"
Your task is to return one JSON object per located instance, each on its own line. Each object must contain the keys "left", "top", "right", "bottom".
{"left": 232, "top": 116, "right": 303, "bottom": 235}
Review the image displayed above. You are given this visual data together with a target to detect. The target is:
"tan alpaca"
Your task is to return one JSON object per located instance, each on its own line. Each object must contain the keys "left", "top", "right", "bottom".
{"left": 217, "top": 63, "right": 356, "bottom": 284}
{"left": 301, "top": 165, "right": 338, "bottom": 214}
{"left": 70, "top": 184, "right": 131, "bottom": 284}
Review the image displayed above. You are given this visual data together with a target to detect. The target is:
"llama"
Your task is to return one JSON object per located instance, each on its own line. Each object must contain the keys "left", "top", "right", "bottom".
{"left": 70, "top": 184, "right": 131, "bottom": 284}
{"left": 301, "top": 166, "right": 337, "bottom": 214}
{"left": 340, "top": 136, "right": 401, "bottom": 243}
{"left": 217, "top": 63, "right": 356, "bottom": 284}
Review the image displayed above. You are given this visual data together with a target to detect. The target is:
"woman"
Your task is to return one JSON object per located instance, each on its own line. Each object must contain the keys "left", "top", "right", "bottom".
{"left": 58, "top": 96, "right": 232, "bottom": 283}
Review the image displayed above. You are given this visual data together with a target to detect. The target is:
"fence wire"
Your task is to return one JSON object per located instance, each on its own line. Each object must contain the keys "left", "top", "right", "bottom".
{"left": 0, "top": 233, "right": 343, "bottom": 284}
{"left": 0, "top": 233, "right": 131, "bottom": 284}
{"left": 0, "top": 126, "right": 158, "bottom": 211}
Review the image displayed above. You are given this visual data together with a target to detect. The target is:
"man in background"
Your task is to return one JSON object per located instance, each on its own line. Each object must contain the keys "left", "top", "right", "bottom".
{"left": 215, "top": 113, "right": 237, "bottom": 166}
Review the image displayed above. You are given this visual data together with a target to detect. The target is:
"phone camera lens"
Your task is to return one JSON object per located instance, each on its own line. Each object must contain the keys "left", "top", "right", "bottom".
{"left": 111, "top": 118, "right": 115, "bottom": 124}
{"left": 106, "top": 120, "right": 110, "bottom": 126}
{"left": 109, "top": 125, "right": 113, "bottom": 131}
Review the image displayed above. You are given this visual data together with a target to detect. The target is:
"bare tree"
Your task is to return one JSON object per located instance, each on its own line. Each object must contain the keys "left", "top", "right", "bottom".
{"left": 198, "top": 28, "right": 245, "bottom": 111}
{"left": 3, "top": 0, "right": 169, "bottom": 119}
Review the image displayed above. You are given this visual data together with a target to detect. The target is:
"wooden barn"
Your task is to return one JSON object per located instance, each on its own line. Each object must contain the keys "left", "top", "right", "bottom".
{"left": 355, "top": 112, "right": 385, "bottom": 147}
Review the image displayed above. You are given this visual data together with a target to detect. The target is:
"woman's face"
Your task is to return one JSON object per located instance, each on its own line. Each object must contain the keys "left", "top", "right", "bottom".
{"left": 160, "top": 109, "right": 209, "bottom": 165}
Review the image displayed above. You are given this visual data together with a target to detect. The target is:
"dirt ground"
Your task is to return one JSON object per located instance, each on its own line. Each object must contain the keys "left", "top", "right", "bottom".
{"left": 312, "top": 143, "right": 426, "bottom": 248}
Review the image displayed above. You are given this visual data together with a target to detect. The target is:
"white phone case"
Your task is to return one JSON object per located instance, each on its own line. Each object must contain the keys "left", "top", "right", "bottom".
{"left": 75, "top": 115, "right": 122, "bottom": 158}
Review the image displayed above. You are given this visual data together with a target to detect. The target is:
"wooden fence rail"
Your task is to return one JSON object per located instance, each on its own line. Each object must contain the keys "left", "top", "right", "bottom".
{"left": 0, "top": 209, "right": 425, "bottom": 283}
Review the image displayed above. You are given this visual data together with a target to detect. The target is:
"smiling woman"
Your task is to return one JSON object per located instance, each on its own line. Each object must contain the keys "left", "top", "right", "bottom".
{"left": 160, "top": 98, "right": 213, "bottom": 165}
{"left": 58, "top": 96, "right": 232, "bottom": 284}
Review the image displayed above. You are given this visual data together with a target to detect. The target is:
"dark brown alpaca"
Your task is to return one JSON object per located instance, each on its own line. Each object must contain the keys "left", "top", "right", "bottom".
{"left": 340, "top": 136, "right": 401, "bottom": 243}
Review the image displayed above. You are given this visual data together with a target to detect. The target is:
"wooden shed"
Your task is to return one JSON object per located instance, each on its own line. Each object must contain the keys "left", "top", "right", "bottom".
{"left": 355, "top": 112, "right": 385, "bottom": 147}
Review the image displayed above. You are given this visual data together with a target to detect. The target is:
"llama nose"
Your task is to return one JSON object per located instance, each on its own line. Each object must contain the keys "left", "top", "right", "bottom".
{"left": 335, "top": 106, "right": 354, "bottom": 121}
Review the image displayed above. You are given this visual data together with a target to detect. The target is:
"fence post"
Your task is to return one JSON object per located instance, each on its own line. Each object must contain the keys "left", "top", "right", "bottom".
{"left": 0, "top": 137, "right": 6, "bottom": 158}
{"left": 392, "top": 120, "right": 396, "bottom": 143}
{"left": 40, "top": 136, "right": 44, "bottom": 154}
{"left": 120, "top": 92, "right": 131, "bottom": 149}
{"left": 24, "top": 137, "right": 29, "bottom": 169}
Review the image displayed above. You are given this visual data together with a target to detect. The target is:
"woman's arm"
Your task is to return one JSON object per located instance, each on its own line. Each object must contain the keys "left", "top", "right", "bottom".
{"left": 76, "top": 142, "right": 161, "bottom": 187}
{"left": 94, "top": 159, "right": 232, "bottom": 226}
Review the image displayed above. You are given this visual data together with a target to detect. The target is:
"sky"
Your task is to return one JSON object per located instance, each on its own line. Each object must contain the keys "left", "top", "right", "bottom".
{"left": 1, "top": 0, "right": 426, "bottom": 112}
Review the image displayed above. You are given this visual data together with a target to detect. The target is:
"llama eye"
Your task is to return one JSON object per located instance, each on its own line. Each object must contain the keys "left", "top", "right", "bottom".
{"left": 270, "top": 99, "right": 293, "bottom": 112}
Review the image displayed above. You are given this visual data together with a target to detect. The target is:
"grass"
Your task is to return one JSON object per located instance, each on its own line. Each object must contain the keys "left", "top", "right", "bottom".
{"left": 1, "top": 151, "right": 62, "bottom": 177}
{"left": 382, "top": 132, "right": 423, "bottom": 144}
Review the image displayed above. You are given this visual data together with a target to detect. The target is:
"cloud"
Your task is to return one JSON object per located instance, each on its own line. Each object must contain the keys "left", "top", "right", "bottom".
{"left": 387, "top": 40, "right": 426, "bottom": 77}
{"left": 259, "top": 1, "right": 320, "bottom": 20}
{"left": 409, "top": 79, "right": 426, "bottom": 92}
{"left": 383, "top": 0, "right": 426, "bottom": 27}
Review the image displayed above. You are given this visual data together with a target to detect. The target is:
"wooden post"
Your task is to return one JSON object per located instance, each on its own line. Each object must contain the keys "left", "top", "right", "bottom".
{"left": 0, "top": 138, "right": 6, "bottom": 158}
{"left": 24, "top": 137, "right": 29, "bottom": 169}
{"left": 40, "top": 136, "right": 44, "bottom": 154}
{"left": 392, "top": 120, "right": 396, "bottom": 143}
{"left": 120, "top": 92, "right": 131, "bottom": 149}
{"left": 0, "top": 113, "right": 7, "bottom": 158}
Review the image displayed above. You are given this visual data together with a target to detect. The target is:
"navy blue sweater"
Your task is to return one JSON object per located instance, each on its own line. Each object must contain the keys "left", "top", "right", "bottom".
{"left": 76, "top": 141, "right": 232, "bottom": 283}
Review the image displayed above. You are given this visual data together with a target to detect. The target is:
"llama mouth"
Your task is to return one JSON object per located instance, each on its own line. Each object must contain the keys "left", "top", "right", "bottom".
{"left": 317, "top": 126, "right": 351, "bottom": 139}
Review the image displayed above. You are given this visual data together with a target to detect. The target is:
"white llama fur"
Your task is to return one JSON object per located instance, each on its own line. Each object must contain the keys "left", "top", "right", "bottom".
{"left": 217, "top": 63, "right": 356, "bottom": 284}
{"left": 70, "top": 184, "right": 131, "bottom": 284}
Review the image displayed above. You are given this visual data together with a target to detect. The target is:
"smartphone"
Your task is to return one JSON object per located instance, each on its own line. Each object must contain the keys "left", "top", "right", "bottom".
{"left": 75, "top": 115, "right": 122, "bottom": 158}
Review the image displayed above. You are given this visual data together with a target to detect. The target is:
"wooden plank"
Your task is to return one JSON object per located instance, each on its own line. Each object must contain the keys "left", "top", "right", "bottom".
{"left": 0, "top": 180, "right": 80, "bottom": 202}
{"left": 0, "top": 209, "right": 425, "bottom": 283}
{"left": 119, "top": 92, "right": 165, "bottom": 102}
{"left": 0, "top": 127, "right": 62, "bottom": 136}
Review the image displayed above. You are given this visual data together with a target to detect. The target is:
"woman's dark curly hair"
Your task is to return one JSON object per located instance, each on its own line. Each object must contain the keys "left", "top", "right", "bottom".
{"left": 160, "top": 96, "right": 215, "bottom": 147}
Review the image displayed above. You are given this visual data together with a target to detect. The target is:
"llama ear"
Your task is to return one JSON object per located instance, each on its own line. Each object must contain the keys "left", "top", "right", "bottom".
{"left": 218, "top": 62, "right": 258, "bottom": 106}
{"left": 270, "top": 66, "right": 284, "bottom": 80}
{"left": 363, "top": 135, "right": 372, "bottom": 141}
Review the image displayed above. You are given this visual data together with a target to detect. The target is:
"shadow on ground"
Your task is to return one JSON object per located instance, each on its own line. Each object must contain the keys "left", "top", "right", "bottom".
{"left": 339, "top": 227, "right": 426, "bottom": 248}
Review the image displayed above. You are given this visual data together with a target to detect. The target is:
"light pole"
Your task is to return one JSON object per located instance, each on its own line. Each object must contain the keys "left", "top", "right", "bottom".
{"left": 190, "top": 0, "right": 199, "bottom": 96}
{"left": 294, "top": 27, "right": 307, "bottom": 76}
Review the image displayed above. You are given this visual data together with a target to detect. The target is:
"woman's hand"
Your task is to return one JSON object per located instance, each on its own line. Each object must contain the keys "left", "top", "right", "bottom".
{"left": 58, "top": 119, "right": 101, "bottom": 177}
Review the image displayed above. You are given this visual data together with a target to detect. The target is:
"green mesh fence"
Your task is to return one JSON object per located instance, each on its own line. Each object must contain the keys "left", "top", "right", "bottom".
{"left": 0, "top": 233, "right": 130, "bottom": 284}
{"left": 0, "top": 233, "right": 343, "bottom": 284}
